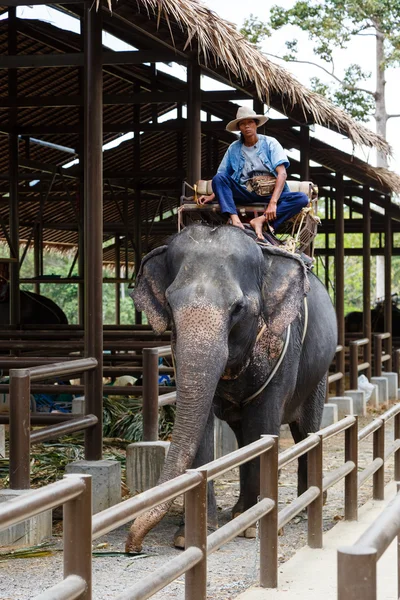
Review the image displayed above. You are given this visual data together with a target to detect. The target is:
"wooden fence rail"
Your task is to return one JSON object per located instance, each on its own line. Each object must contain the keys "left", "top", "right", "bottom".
{"left": 338, "top": 483, "right": 400, "bottom": 600}
{"left": 0, "top": 475, "right": 92, "bottom": 600}
{"left": 2, "top": 404, "right": 400, "bottom": 599}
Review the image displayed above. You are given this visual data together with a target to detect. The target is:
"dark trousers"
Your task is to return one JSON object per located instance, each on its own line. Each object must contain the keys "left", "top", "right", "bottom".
{"left": 212, "top": 172, "right": 309, "bottom": 231}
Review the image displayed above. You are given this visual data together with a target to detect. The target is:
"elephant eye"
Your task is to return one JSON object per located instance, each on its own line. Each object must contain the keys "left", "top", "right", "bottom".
{"left": 232, "top": 301, "right": 244, "bottom": 316}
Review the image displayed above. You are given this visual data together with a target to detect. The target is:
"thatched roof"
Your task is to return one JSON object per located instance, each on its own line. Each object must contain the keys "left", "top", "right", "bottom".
{"left": 121, "top": 0, "right": 390, "bottom": 156}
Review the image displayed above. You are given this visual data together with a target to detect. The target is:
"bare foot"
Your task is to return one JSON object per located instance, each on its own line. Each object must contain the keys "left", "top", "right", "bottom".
{"left": 230, "top": 214, "right": 245, "bottom": 229}
{"left": 250, "top": 215, "right": 267, "bottom": 240}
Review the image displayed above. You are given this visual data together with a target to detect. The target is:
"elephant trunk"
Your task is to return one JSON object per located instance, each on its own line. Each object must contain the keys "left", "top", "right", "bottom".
{"left": 126, "top": 314, "right": 228, "bottom": 552}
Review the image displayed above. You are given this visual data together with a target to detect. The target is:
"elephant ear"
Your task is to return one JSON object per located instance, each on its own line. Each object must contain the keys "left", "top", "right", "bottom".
{"left": 130, "top": 245, "right": 170, "bottom": 334}
{"left": 260, "top": 247, "right": 310, "bottom": 337}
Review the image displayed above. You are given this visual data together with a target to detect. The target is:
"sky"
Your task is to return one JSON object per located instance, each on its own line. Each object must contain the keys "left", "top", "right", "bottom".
{"left": 3, "top": 1, "right": 400, "bottom": 177}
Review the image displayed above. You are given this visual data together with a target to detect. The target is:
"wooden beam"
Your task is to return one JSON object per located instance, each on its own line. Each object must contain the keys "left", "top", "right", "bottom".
{"left": 0, "top": 169, "right": 185, "bottom": 180}
{"left": 0, "top": 53, "right": 84, "bottom": 69}
{"left": 314, "top": 247, "right": 400, "bottom": 257}
{"left": 10, "top": 119, "right": 234, "bottom": 136}
{"left": 0, "top": 50, "right": 186, "bottom": 69}
{"left": 0, "top": 90, "right": 252, "bottom": 108}
{"left": 5, "top": 0, "right": 83, "bottom": 5}
{"left": 102, "top": 50, "right": 186, "bottom": 65}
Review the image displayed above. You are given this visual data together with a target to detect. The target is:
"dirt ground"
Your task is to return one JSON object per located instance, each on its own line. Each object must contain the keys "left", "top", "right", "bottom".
{"left": 0, "top": 408, "right": 396, "bottom": 600}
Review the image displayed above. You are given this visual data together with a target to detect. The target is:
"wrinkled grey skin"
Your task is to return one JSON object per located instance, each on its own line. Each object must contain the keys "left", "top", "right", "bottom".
{"left": 126, "top": 225, "right": 337, "bottom": 552}
{"left": 0, "top": 285, "right": 68, "bottom": 325}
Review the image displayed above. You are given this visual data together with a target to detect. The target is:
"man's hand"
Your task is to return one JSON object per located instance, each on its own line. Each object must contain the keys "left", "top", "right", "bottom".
{"left": 264, "top": 200, "right": 277, "bottom": 221}
{"left": 198, "top": 193, "right": 215, "bottom": 205}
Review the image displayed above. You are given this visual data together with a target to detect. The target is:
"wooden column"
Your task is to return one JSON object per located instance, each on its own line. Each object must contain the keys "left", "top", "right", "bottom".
{"left": 78, "top": 16, "right": 85, "bottom": 326}
{"left": 335, "top": 174, "right": 345, "bottom": 395}
{"left": 33, "top": 225, "right": 40, "bottom": 295}
{"left": 115, "top": 235, "right": 120, "bottom": 325}
{"left": 187, "top": 61, "right": 201, "bottom": 184}
{"left": 300, "top": 126, "right": 310, "bottom": 180}
{"left": 384, "top": 205, "right": 392, "bottom": 369}
{"left": 8, "top": 8, "right": 20, "bottom": 326}
{"left": 134, "top": 185, "right": 142, "bottom": 325}
{"left": 84, "top": 5, "right": 103, "bottom": 461}
{"left": 133, "top": 84, "right": 142, "bottom": 324}
{"left": 253, "top": 98, "right": 265, "bottom": 134}
{"left": 363, "top": 186, "right": 372, "bottom": 377}
{"left": 300, "top": 125, "right": 311, "bottom": 255}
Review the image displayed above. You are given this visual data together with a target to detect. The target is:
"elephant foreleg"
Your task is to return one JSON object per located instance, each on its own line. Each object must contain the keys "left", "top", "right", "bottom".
{"left": 228, "top": 421, "right": 246, "bottom": 518}
{"left": 290, "top": 375, "right": 326, "bottom": 496}
{"left": 174, "top": 408, "right": 217, "bottom": 549}
{"left": 191, "top": 408, "right": 218, "bottom": 528}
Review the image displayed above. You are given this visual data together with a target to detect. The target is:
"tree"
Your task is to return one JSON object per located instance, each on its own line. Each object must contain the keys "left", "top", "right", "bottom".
{"left": 241, "top": 1, "right": 400, "bottom": 167}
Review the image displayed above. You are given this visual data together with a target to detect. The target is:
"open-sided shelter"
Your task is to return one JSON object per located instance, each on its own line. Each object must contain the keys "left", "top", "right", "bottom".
{"left": 0, "top": 0, "right": 399, "bottom": 460}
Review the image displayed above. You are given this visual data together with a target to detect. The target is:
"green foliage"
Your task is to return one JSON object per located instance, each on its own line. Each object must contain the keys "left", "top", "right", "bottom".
{"left": 269, "top": 0, "right": 400, "bottom": 65}
{"left": 240, "top": 14, "right": 271, "bottom": 47}
{"left": 103, "top": 395, "right": 175, "bottom": 442}
{"left": 14, "top": 245, "right": 136, "bottom": 325}
{"left": 241, "top": 0, "right": 400, "bottom": 121}
{"left": 314, "top": 225, "right": 400, "bottom": 315}
{"left": 310, "top": 65, "right": 375, "bottom": 121}
{"left": 333, "top": 65, "right": 375, "bottom": 121}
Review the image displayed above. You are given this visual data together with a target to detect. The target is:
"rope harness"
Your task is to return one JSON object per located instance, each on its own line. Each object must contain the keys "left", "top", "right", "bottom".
{"left": 242, "top": 296, "right": 308, "bottom": 405}
{"left": 242, "top": 323, "right": 291, "bottom": 406}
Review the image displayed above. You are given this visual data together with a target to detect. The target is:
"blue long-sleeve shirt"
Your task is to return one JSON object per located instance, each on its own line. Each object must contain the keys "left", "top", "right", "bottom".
{"left": 218, "top": 134, "right": 290, "bottom": 191}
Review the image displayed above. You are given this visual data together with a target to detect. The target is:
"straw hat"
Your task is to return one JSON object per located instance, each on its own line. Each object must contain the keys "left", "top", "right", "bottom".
{"left": 226, "top": 106, "right": 269, "bottom": 132}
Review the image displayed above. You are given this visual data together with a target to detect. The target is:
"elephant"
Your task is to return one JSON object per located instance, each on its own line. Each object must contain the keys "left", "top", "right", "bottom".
{"left": 126, "top": 224, "right": 337, "bottom": 552}
{"left": 0, "top": 284, "right": 68, "bottom": 325}
{"left": 345, "top": 298, "right": 400, "bottom": 337}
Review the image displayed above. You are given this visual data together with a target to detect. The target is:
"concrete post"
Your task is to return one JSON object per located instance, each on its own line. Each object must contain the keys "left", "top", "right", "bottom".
{"left": 126, "top": 441, "right": 169, "bottom": 493}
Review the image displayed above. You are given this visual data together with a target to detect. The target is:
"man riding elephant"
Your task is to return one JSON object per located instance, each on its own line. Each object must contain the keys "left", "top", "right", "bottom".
{"left": 198, "top": 106, "right": 309, "bottom": 240}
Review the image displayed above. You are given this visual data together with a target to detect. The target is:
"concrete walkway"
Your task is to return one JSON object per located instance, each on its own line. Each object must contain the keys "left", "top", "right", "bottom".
{"left": 236, "top": 481, "right": 398, "bottom": 600}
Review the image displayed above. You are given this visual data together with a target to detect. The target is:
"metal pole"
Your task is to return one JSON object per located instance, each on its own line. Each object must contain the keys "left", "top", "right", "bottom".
{"left": 8, "top": 8, "right": 20, "bottom": 327}
{"left": 373, "top": 421, "right": 385, "bottom": 500}
{"left": 84, "top": 4, "right": 103, "bottom": 461}
{"left": 335, "top": 174, "right": 345, "bottom": 396}
{"left": 345, "top": 416, "right": 358, "bottom": 521}
{"left": 337, "top": 546, "right": 377, "bottom": 600}
{"left": 363, "top": 187, "right": 372, "bottom": 378}
{"left": 9, "top": 369, "right": 31, "bottom": 489}
{"left": 63, "top": 474, "right": 92, "bottom": 600}
{"left": 307, "top": 434, "right": 323, "bottom": 548}
{"left": 142, "top": 348, "right": 159, "bottom": 441}
{"left": 187, "top": 61, "right": 202, "bottom": 185}
{"left": 185, "top": 469, "right": 207, "bottom": 600}
{"left": 259, "top": 436, "right": 278, "bottom": 588}
{"left": 384, "top": 208, "right": 392, "bottom": 370}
